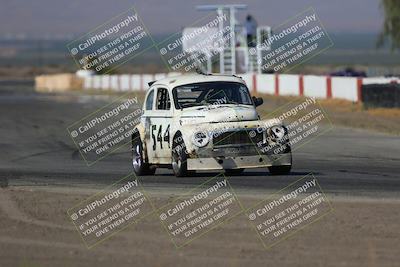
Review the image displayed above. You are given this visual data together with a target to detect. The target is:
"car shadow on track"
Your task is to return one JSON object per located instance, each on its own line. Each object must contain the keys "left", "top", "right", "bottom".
{"left": 154, "top": 170, "right": 317, "bottom": 178}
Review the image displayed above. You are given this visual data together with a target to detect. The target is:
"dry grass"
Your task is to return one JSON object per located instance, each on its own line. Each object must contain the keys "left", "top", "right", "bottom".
{"left": 257, "top": 94, "right": 400, "bottom": 135}
{"left": 366, "top": 108, "right": 400, "bottom": 118}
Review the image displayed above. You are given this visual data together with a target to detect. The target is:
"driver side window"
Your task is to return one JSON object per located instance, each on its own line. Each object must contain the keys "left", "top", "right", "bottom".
{"left": 145, "top": 90, "right": 154, "bottom": 110}
{"left": 156, "top": 88, "right": 171, "bottom": 110}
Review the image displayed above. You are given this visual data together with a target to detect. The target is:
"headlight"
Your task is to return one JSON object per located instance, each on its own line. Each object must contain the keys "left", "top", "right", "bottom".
{"left": 192, "top": 131, "right": 210, "bottom": 147}
{"left": 268, "top": 126, "right": 286, "bottom": 142}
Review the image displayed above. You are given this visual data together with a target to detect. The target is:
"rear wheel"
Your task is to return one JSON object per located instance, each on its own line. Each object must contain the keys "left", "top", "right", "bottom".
{"left": 172, "top": 134, "right": 189, "bottom": 177}
{"left": 225, "top": 169, "right": 244, "bottom": 176}
{"left": 132, "top": 137, "right": 156, "bottom": 176}
{"left": 268, "top": 165, "right": 291, "bottom": 175}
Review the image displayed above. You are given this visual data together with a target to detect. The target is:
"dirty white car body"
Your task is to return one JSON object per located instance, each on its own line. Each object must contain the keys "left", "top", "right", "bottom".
{"left": 131, "top": 74, "right": 292, "bottom": 177}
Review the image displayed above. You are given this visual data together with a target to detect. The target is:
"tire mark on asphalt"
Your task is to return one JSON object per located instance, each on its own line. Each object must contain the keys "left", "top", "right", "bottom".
{"left": 10, "top": 148, "right": 70, "bottom": 162}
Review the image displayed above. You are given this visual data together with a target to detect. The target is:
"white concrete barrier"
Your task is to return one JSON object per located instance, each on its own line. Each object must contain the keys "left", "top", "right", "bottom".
{"left": 303, "top": 75, "right": 327, "bottom": 99}
{"left": 120, "top": 75, "right": 131, "bottom": 91}
{"left": 154, "top": 73, "right": 167, "bottom": 80}
{"left": 279, "top": 74, "right": 299, "bottom": 96}
{"left": 256, "top": 74, "right": 275, "bottom": 95}
{"left": 83, "top": 76, "right": 93, "bottom": 90}
{"left": 110, "top": 75, "right": 119, "bottom": 91}
{"left": 131, "top": 74, "right": 142, "bottom": 91}
{"left": 101, "top": 75, "right": 110, "bottom": 90}
{"left": 77, "top": 72, "right": 400, "bottom": 103}
{"left": 35, "top": 73, "right": 82, "bottom": 92}
{"left": 331, "top": 77, "right": 359, "bottom": 102}
{"left": 92, "top": 76, "right": 102, "bottom": 90}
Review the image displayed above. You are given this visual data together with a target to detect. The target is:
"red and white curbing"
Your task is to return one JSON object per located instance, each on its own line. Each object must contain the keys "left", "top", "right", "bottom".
{"left": 83, "top": 73, "right": 399, "bottom": 102}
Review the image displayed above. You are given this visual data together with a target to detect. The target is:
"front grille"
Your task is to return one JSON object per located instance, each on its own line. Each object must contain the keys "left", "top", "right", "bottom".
{"left": 212, "top": 129, "right": 262, "bottom": 147}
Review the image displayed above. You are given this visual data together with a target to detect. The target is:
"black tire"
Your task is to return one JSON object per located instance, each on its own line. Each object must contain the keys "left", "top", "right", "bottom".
{"left": 268, "top": 165, "right": 291, "bottom": 175}
{"left": 225, "top": 169, "right": 244, "bottom": 176}
{"left": 172, "top": 133, "right": 189, "bottom": 177}
{"left": 132, "top": 137, "right": 156, "bottom": 176}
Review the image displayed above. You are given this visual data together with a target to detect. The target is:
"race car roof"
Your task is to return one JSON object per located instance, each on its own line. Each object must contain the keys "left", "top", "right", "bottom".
{"left": 151, "top": 73, "right": 247, "bottom": 89}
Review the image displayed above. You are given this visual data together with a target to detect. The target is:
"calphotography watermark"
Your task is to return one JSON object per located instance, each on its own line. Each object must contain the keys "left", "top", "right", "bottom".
{"left": 246, "top": 173, "right": 333, "bottom": 249}
{"left": 67, "top": 174, "right": 153, "bottom": 248}
{"left": 157, "top": 175, "right": 243, "bottom": 248}
{"left": 253, "top": 7, "right": 333, "bottom": 73}
{"left": 67, "top": 93, "right": 142, "bottom": 166}
{"left": 157, "top": 13, "right": 234, "bottom": 72}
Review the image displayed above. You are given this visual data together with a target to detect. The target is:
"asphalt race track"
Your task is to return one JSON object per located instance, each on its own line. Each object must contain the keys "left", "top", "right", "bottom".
{"left": 1, "top": 84, "right": 399, "bottom": 196}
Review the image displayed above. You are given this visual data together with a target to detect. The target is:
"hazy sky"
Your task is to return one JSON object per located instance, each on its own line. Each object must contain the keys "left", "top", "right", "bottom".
{"left": 0, "top": 0, "right": 384, "bottom": 36}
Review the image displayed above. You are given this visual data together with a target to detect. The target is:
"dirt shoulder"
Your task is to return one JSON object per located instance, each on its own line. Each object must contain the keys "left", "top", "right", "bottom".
{"left": 0, "top": 186, "right": 398, "bottom": 267}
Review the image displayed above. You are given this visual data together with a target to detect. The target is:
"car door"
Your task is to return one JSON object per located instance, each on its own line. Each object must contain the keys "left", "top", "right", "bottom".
{"left": 148, "top": 87, "right": 173, "bottom": 163}
{"left": 141, "top": 88, "right": 156, "bottom": 163}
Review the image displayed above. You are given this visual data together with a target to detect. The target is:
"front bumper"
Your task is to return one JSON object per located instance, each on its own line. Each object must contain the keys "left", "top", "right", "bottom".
{"left": 187, "top": 153, "right": 292, "bottom": 171}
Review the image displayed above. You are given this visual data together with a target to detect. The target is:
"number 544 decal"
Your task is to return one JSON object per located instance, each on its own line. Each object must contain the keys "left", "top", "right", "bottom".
{"left": 151, "top": 124, "right": 170, "bottom": 150}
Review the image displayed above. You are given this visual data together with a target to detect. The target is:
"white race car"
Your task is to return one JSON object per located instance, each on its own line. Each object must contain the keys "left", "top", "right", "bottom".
{"left": 132, "top": 73, "right": 292, "bottom": 177}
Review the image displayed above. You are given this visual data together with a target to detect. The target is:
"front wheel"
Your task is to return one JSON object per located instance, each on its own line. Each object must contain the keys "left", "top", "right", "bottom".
{"left": 172, "top": 134, "right": 190, "bottom": 177}
{"left": 268, "top": 165, "right": 291, "bottom": 175}
{"left": 132, "top": 138, "right": 156, "bottom": 176}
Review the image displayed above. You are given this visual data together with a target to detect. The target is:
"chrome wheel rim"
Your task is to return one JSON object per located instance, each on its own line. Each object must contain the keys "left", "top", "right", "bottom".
{"left": 172, "top": 151, "right": 181, "bottom": 172}
{"left": 132, "top": 144, "right": 142, "bottom": 170}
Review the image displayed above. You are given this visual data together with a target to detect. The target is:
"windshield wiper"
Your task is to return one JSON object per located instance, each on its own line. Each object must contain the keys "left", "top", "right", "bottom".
{"left": 180, "top": 100, "right": 242, "bottom": 109}
{"left": 180, "top": 102, "right": 207, "bottom": 108}
{"left": 224, "top": 100, "right": 240, "bottom": 104}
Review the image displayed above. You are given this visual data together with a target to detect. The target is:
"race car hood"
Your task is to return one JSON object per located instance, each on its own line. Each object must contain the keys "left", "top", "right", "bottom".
{"left": 178, "top": 104, "right": 258, "bottom": 124}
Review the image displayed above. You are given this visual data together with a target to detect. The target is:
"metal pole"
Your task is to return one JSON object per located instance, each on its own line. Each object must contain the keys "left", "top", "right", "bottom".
{"left": 230, "top": 7, "right": 236, "bottom": 74}
{"left": 217, "top": 8, "right": 224, "bottom": 74}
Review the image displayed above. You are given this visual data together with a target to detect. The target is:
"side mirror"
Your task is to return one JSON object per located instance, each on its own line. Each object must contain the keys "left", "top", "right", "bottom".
{"left": 252, "top": 96, "right": 264, "bottom": 107}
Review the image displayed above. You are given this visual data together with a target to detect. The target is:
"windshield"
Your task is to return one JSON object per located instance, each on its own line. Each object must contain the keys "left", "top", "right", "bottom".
{"left": 172, "top": 82, "right": 253, "bottom": 109}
